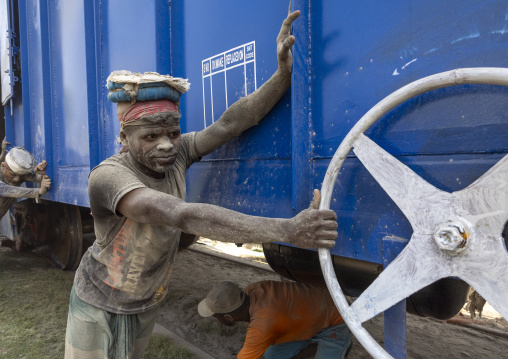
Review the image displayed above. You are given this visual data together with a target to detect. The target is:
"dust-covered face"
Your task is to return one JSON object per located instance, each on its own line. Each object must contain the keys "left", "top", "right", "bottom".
{"left": 1, "top": 162, "right": 23, "bottom": 186}
{"left": 121, "top": 120, "right": 182, "bottom": 177}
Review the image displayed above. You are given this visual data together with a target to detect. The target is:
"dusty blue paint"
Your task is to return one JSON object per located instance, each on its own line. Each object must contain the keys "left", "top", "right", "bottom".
{"left": 4, "top": 0, "right": 508, "bottom": 262}
{"left": 84, "top": 0, "right": 103, "bottom": 171}
{"left": 291, "top": 0, "right": 313, "bottom": 214}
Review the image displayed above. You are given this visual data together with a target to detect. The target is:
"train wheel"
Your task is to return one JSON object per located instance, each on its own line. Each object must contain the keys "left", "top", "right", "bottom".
{"left": 319, "top": 68, "right": 508, "bottom": 358}
{"left": 47, "top": 204, "right": 83, "bottom": 270}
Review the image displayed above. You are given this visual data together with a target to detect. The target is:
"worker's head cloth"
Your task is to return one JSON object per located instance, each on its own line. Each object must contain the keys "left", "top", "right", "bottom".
{"left": 119, "top": 99, "right": 181, "bottom": 128}
{"left": 106, "top": 70, "right": 190, "bottom": 128}
{"left": 5, "top": 147, "right": 35, "bottom": 175}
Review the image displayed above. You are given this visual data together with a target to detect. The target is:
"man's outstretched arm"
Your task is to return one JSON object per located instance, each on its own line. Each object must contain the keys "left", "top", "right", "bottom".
{"left": 194, "top": 10, "right": 300, "bottom": 158}
{"left": 0, "top": 182, "right": 43, "bottom": 199}
{"left": 117, "top": 187, "right": 337, "bottom": 249}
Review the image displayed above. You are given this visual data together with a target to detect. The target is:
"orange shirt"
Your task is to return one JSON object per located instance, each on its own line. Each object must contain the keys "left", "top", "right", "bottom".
{"left": 237, "top": 281, "right": 344, "bottom": 359}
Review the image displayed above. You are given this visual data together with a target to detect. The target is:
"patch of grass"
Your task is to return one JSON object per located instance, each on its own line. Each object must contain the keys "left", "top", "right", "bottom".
{"left": 0, "top": 248, "right": 198, "bottom": 358}
{"left": 0, "top": 248, "right": 73, "bottom": 359}
{"left": 195, "top": 319, "right": 218, "bottom": 335}
{"left": 142, "top": 334, "right": 196, "bottom": 359}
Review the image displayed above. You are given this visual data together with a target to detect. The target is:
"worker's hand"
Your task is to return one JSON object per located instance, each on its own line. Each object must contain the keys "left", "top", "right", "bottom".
{"left": 276, "top": 7, "right": 300, "bottom": 75}
{"left": 284, "top": 189, "right": 338, "bottom": 249}
{"left": 1, "top": 137, "right": 10, "bottom": 150}
{"left": 38, "top": 175, "right": 51, "bottom": 196}
{"left": 35, "top": 160, "right": 47, "bottom": 174}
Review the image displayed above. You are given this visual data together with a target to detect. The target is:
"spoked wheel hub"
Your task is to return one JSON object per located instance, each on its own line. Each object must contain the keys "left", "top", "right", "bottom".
{"left": 319, "top": 68, "right": 508, "bottom": 359}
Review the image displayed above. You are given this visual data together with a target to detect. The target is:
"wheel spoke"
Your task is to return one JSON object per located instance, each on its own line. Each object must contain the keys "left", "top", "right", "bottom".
{"left": 352, "top": 134, "right": 452, "bottom": 231}
{"left": 453, "top": 154, "right": 508, "bottom": 238}
{"left": 351, "top": 233, "right": 451, "bottom": 323}
{"left": 318, "top": 69, "right": 508, "bottom": 359}
{"left": 454, "top": 235, "right": 508, "bottom": 319}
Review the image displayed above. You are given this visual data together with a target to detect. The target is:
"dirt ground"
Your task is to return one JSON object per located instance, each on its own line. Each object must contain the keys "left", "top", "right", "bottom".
{"left": 159, "top": 240, "right": 508, "bottom": 359}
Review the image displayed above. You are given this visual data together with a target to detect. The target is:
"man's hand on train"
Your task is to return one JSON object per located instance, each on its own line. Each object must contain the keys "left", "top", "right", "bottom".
{"left": 276, "top": 9, "right": 300, "bottom": 75}
{"left": 284, "top": 189, "right": 338, "bottom": 249}
{"left": 35, "top": 160, "right": 47, "bottom": 175}
{"left": 38, "top": 175, "right": 52, "bottom": 195}
{"left": 1, "top": 137, "right": 10, "bottom": 150}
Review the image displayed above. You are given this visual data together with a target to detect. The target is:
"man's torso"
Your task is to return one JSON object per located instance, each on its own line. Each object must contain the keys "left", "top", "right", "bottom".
{"left": 74, "top": 132, "right": 199, "bottom": 314}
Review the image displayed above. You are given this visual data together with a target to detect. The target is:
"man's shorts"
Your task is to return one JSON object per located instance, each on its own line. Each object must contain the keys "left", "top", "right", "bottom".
{"left": 64, "top": 286, "right": 159, "bottom": 359}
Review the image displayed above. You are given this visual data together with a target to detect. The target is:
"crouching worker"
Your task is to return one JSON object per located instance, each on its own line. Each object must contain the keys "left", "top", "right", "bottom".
{"left": 0, "top": 147, "right": 52, "bottom": 250}
{"left": 198, "top": 281, "right": 353, "bottom": 359}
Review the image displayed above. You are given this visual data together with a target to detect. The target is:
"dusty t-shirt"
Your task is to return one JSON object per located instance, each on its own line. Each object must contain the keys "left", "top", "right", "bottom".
{"left": 0, "top": 172, "right": 41, "bottom": 218}
{"left": 73, "top": 132, "right": 199, "bottom": 314}
{"left": 238, "top": 280, "right": 344, "bottom": 359}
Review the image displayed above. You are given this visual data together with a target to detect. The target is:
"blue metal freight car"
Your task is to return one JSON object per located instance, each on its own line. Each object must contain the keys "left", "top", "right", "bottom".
{"left": 1, "top": 1, "right": 507, "bottom": 357}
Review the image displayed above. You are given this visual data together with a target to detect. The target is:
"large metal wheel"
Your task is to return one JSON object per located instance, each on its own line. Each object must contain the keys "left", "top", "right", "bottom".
{"left": 319, "top": 68, "right": 508, "bottom": 358}
{"left": 47, "top": 203, "right": 83, "bottom": 270}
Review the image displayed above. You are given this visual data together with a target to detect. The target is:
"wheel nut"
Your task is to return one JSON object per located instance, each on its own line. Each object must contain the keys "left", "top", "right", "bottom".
{"left": 433, "top": 219, "right": 471, "bottom": 254}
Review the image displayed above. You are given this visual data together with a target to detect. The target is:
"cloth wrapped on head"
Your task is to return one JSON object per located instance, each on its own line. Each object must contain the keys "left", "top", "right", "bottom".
{"left": 106, "top": 70, "right": 190, "bottom": 104}
{"left": 5, "top": 147, "right": 35, "bottom": 175}
{"left": 106, "top": 70, "right": 190, "bottom": 128}
{"left": 117, "top": 100, "right": 181, "bottom": 128}
{"left": 107, "top": 82, "right": 182, "bottom": 103}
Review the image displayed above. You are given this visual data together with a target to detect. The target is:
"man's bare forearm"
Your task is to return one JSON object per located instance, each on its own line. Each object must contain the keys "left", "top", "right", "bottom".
{"left": 119, "top": 188, "right": 290, "bottom": 243}
{"left": 220, "top": 69, "right": 291, "bottom": 133}
{"left": 193, "top": 10, "right": 299, "bottom": 157}
{"left": 117, "top": 187, "right": 338, "bottom": 249}
{"left": 194, "top": 69, "right": 290, "bottom": 157}
{"left": 178, "top": 203, "right": 291, "bottom": 244}
{"left": 0, "top": 182, "right": 40, "bottom": 199}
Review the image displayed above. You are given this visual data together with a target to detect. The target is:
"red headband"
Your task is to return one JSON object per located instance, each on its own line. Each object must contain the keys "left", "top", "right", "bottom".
{"left": 119, "top": 100, "right": 180, "bottom": 127}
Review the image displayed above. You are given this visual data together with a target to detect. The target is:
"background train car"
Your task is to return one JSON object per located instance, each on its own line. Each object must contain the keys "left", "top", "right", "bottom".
{"left": 1, "top": 0, "right": 507, "bottom": 322}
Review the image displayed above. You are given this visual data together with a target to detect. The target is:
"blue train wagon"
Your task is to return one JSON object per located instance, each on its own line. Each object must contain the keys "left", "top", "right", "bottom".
{"left": 1, "top": 1, "right": 508, "bottom": 357}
